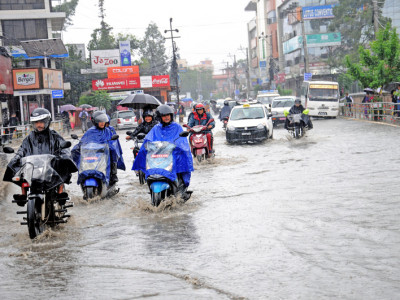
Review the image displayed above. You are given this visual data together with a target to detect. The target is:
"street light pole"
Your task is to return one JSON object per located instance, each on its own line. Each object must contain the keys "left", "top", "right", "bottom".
{"left": 164, "top": 18, "right": 181, "bottom": 107}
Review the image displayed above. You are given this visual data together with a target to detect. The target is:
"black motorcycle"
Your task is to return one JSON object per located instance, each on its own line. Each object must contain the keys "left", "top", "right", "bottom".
{"left": 4, "top": 142, "right": 76, "bottom": 239}
{"left": 286, "top": 113, "right": 305, "bottom": 139}
{"left": 127, "top": 131, "right": 146, "bottom": 185}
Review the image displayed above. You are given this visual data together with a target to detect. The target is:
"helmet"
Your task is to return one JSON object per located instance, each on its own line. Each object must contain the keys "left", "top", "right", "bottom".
{"left": 91, "top": 111, "right": 108, "bottom": 128}
{"left": 143, "top": 109, "right": 154, "bottom": 119}
{"left": 224, "top": 100, "right": 229, "bottom": 106}
{"left": 157, "top": 105, "right": 174, "bottom": 126}
{"left": 195, "top": 103, "right": 205, "bottom": 111}
{"left": 30, "top": 108, "right": 51, "bottom": 132}
{"left": 295, "top": 99, "right": 301, "bottom": 104}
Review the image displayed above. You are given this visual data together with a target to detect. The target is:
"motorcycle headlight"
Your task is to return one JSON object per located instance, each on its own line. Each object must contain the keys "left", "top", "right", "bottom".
{"left": 257, "top": 123, "right": 266, "bottom": 129}
{"left": 227, "top": 125, "right": 236, "bottom": 131}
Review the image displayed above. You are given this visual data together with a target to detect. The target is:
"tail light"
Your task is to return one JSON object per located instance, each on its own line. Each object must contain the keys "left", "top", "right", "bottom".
{"left": 117, "top": 118, "right": 122, "bottom": 124}
{"left": 22, "top": 182, "right": 30, "bottom": 188}
{"left": 134, "top": 117, "right": 137, "bottom": 122}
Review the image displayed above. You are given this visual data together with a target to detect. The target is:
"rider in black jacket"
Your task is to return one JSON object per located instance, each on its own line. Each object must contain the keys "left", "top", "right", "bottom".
{"left": 126, "top": 109, "right": 158, "bottom": 140}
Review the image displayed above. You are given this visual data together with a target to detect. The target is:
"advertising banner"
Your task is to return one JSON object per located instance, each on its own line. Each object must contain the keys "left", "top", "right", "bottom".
{"left": 140, "top": 76, "right": 153, "bottom": 88}
{"left": 92, "top": 77, "right": 140, "bottom": 91}
{"left": 13, "top": 69, "right": 40, "bottom": 90}
{"left": 283, "top": 36, "right": 302, "bottom": 54}
{"left": 306, "top": 32, "right": 341, "bottom": 47}
{"left": 91, "top": 49, "right": 120, "bottom": 70}
{"left": 302, "top": 5, "right": 335, "bottom": 20}
{"left": 107, "top": 66, "right": 139, "bottom": 78}
{"left": 152, "top": 75, "right": 170, "bottom": 87}
{"left": 42, "top": 69, "right": 63, "bottom": 89}
{"left": 119, "top": 41, "right": 131, "bottom": 66}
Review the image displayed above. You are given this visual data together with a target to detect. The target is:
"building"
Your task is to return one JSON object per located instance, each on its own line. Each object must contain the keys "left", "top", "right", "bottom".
{"left": 189, "top": 59, "right": 214, "bottom": 72}
{"left": 383, "top": 0, "right": 400, "bottom": 36}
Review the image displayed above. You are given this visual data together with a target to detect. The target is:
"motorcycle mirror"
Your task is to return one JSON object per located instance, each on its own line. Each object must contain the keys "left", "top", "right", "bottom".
{"left": 267, "top": 113, "right": 273, "bottom": 118}
{"left": 126, "top": 131, "right": 132, "bottom": 135}
{"left": 71, "top": 134, "right": 79, "bottom": 140}
{"left": 179, "top": 131, "right": 190, "bottom": 137}
{"left": 60, "top": 141, "right": 72, "bottom": 149}
{"left": 111, "top": 134, "right": 119, "bottom": 140}
{"left": 3, "top": 146, "right": 14, "bottom": 154}
{"left": 137, "top": 133, "right": 146, "bottom": 139}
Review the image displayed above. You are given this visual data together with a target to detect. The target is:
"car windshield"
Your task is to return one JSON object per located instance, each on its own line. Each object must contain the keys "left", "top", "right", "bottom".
{"left": 309, "top": 88, "right": 338, "bottom": 101}
{"left": 118, "top": 111, "right": 134, "bottom": 118}
{"left": 272, "top": 99, "right": 295, "bottom": 108}
{"left": 230, "top": 107, "right": 265, "bottom": 120}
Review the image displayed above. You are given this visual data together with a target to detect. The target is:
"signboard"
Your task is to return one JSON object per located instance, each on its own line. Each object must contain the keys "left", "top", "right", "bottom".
{"left": 152, "top": 75, "right": 170, "bottom": 87}
{"left": 304, "top": 73, "right": 312, "bottom": 81}
{"left": 259, "top": 61, "right": 267, "bottom": 68}
{"left": 13, "top": 69, "right": 40, "bottom": 90}
{"left": 42, "top": 69, "right": 63, "bottom": 89}
{"left": 274, "top": 73, "right": 286, "bottom": 84}
{"left": 283, "top": 36, "right": 302, "bottom": 54}
{"left": 52, "top": 90, "right": 64, "bottom": 98}
{"left": 92, "top": 77, "right": 140, "bottom": 91}
{"left": 140, "top": 76, "right": 152, "bottom": 88}
{"left": 309, "top": 84, "right": 338, "bottom": 89}
{"left": 302, "top": 5, "right": 335, "bottom": 20}
{"left": 306, "top": 32, "right": 341, "bottom": 47}
{"left": 107, "top": 66, "right": 139, "bottom": 78}
{"left": 91, "top": 49, "right": 120, "bottom": 70}
{"left": 119, "top": 41, "right": 131, "bottom": 66}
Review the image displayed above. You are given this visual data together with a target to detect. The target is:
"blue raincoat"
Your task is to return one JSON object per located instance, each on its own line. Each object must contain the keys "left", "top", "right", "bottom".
{"left": 132, "top": 122, "right": 193, "bottom": 186}
{"left": 72, "top": 126, "right": 125, "bottom": 185}
{"left": 108, "top": 124, "right": 126, "bottom": 171}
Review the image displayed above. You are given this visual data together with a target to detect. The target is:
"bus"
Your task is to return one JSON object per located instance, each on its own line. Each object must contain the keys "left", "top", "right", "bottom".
{"left": 300, "top": 81, "right": 339, "bottom": 117}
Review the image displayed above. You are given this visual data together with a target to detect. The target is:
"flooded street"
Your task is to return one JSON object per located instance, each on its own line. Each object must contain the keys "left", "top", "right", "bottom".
{"left": 0, "top": 118, "right": 399, "bottom": 299}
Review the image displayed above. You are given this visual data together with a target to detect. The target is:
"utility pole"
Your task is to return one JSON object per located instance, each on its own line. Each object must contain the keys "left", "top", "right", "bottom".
{"left": 164, "top": 18, "right": 180, "bottom": 106}
{"left": 300, "top": 8, "right": 310, "bottom": 74}
{"left": 239, "top": 45, "right": 251, "bottom": 99}
{"left": 372, "top": 0, "right": 380, "bottom": 37}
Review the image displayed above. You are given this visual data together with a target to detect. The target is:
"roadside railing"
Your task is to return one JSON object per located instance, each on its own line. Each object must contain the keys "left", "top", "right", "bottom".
{"left": 341, "top": 102, "right": 400, "bottom": 125}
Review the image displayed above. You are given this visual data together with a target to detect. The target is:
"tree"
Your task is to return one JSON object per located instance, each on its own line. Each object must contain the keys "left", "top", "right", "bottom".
{"left": 87, "top": 0, "right": 115, "bottom": 51}
{"left": 329, "top": 0, "right": 390, "bottom": 68}
{"left": 53, "top": 0, "right": 80, "bottom": 28}
{"left": 79, "top": 91, "right": 112, "bottom": 110}
{"left": 179, "top": 69, "right": 216, "bottom": 100}
{"left": 139, "top": 23, "right": 168, "bottom": 75}
{"left": 345, "top": 23, "right": 400, "bottom": 91}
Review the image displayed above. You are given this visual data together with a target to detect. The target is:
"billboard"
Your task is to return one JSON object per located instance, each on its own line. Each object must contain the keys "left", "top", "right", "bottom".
{"left": 91, "top": 49, "right": 120, "bottom": 70}
{"left": 152, "top": 75, "right": 170, "bottom": 87}
{"left": 92, "top": 77, "right": 140, "bottom": 91}
{"left": 107, "top": 66, "right": 139, "bottom": 78}
{"left": 13, "top": 69, "right": 40, "bottom": 90}
{"left": 307, "top": 32, "right": 341, "bottom": 47}
{"left": 302, "top": 5, "right": 335, "bottom": 20}
{"left": 140, "top": 76, "right": 152, "bottom": 88}
{"left": 42, "top": 68, "right": 63, "bottom": 89}
{"left": 119, "top": 41, "right": 131, "bottom": 66}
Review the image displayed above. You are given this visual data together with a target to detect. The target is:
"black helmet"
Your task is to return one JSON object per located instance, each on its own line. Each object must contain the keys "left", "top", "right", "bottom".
{"left": 91, "top": 111, "right": 108, "bottom": 128}
{"left": 295, "top": 99, "right": 301, "bottom": 104}
{"left": 30, "top": 108, "right": 51, "bottom": 132}
{"left": 143, "top": 109, "right": 154, "bottom": 119}
{"left": 224, "top": 100, "right": 229, "bottom": 106}
{"left": 157, "top": 105, "right": 174, "bottom": 126}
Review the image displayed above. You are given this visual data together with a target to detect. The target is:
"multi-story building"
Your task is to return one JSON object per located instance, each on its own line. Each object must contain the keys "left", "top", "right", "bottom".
{"left": 383, "top": 0, "right": 400, "bottom": 36}
{"left": 189, "top": 59, "right": 214, "bottom": 72}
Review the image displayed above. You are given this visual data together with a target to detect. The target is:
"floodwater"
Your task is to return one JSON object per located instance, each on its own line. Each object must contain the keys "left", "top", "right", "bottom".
{"left": 0, "top": 118, "right": 399, "bottom": 299}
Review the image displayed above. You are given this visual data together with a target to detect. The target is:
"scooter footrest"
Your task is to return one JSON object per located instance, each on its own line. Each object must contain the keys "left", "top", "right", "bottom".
{"left": 62, "top": 214, "right": 71, "bottom": 218}
{"left": 16, "top": 211, "right": 27, "bottom": 214}
{"left": 64, "top": 204, "right": 74, "bottom": 208}
{"left": 12, "top": 200, "right": 27, "bottom": 207}
{"left": 54, "top": 209, "right": 67, "bottom": 213}
{"left": 20, "top": 222, "right": 28, "bottom": 225}
{"left": 13, "top": 194, "right": 27, "bottom": 201}
{"left": 54, "top": 220, "right": 67, "bottom": 224}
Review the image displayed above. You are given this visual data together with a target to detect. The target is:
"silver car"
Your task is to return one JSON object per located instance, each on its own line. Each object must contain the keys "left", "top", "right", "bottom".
{"left": 109, "top": 111, "right": 138, "bottom": 130}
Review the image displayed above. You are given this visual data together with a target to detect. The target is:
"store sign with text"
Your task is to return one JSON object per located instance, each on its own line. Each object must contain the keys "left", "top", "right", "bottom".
{"left": 91, "top": 49, "right": 120, "bottom": 70}
{"left": 302, "top": 5, "right": 335, "bottom": 20}
{"left": 13, "top": 69, "right": 40, "bottom": 90}
{"left": 107, "top": 66, "right": 139, "bottom": 78}
{"left": 92, "top": 77, "right": 140, "bottom": 91}
{"left": 152, "top": 75, "right": 170, "bottom": 87}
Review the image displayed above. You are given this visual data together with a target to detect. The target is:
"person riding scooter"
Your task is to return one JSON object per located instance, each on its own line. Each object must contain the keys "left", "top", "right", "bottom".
{"left": 284, "top": 99, "right": 313, "bottom": 130}
{"left": 126, "top": 109, "right": 158, "bottom": 141}
{"left": 219, "top": 100, "right": 232, "bottom": 121}
{"left": 188, "top": 103, "right": 215, "bottom": 153}
{"left": 3, "top": 108, "right": 78, "bottom": 190}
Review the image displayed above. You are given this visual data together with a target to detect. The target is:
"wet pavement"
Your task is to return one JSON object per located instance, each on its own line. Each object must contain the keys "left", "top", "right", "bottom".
{"left": 0, "top": 118, "right": 399, "bottom": 299}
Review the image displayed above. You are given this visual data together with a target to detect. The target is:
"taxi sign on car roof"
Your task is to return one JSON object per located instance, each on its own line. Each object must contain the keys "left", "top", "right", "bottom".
{"left": 243, "top": 103, "right": 250, "bottom": 108}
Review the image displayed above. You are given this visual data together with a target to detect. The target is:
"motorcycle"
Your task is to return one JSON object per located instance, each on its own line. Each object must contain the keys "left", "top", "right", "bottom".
{"left": 284, "top": 110, "right": 310, "bottom": 139}
{"left": 184, "top": 118, "right": 214, "bottom": 163}
{"left": 71, "top": 134, "right": 120, "bottom": 200}
{"left": 126, "top": 131, "right": 146, "bottom": 185}
{"left": 4, "top": 143, "right": 76, "bottom": 239}
{"left": 222, "top": 117, "right": 229, "bottom": 131}
{"left": 145, "top": 131, "right": 191, "bottom": 207}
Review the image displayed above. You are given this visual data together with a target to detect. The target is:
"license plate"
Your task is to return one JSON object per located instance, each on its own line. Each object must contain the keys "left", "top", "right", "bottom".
{"left": 125, "top": 118, "right": 130, "bottom": 121}
{"left": 279, "top": 117, "right": 286, "bottom": 120}
{"left": 242, "top": 132, "right": 251, "bottom": 135}
{"left": 318, "top": 112, "right": 327, "bottom": 115}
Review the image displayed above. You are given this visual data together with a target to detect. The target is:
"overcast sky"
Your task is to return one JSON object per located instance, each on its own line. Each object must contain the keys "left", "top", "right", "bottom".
{"left": 62, "top": 0, "right": 253, "bottom": 73}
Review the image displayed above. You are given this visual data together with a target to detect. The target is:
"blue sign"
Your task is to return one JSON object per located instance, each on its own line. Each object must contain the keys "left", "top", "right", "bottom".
{"left": 52, "top": 90, "right": 64, "bottom": 99}
{"left": 302, "top": 5, "right": 335, "bottom": 20}
{"left": 259, "top": 61, "right": 267, "bottom": 68}
{"left": 304, "top": 73, "right": 312, "bottom": 81}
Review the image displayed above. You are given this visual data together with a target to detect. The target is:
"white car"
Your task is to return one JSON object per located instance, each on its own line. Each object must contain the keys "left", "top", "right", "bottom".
{"left": 256, "top": 93, "right": 280, "bottom": 110}
{"left": 109, "top": 110, "right": 138, "bottom": 130}
{"left": 271, "top": 96, "right": 296, "bottom": 126}
{"left": 226, "top": 103, "right": 273, "bottom": 144}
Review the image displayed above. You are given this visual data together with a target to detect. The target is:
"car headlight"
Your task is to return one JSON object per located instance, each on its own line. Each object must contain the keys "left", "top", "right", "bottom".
{"left": 257, "top": 123, "right": 266, "bottom": 129}
{"left": 227, "top": 125, "right": 236, "bottom": 131}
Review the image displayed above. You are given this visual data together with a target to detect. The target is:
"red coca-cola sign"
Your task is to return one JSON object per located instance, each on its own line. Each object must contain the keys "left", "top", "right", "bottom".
{"left": 92, "top": 77, "right": 140, "bottom": 91}
{"left": 151, "top": 75, "right": 170, "bottom": 87}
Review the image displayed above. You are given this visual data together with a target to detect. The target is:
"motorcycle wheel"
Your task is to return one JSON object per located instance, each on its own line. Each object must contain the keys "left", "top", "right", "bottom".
{"left": 295, "top": 127, "right": 300, "bottom": 139}
{"left": 197, "top": 155, "right": 202, "bottom": 163}
{"left": 27, "top": 198, "right": 44, "bottom": 239}
{"left": 151, "top": 191, "right": 163, "bottom": 207}
{"left": 86, "top": 187, "right": 95, "bottom": 199}
{"left": 139, "top": 171, "right": 145, "bottom": 185}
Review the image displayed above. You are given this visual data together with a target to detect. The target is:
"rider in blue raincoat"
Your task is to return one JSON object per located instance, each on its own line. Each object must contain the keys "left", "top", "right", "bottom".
{"left": 106, "top": 114, "right": 126, "bottom": 171}
{"left": 72, "top": 112, "right": 125, "bottom": 186}
{"left": 132, "top": 105, "right": 193, "bottom": 192}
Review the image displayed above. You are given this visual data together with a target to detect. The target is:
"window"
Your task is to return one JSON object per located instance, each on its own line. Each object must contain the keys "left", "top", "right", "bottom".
{"left": 2, "top": 19, "right": 48, "bottom": 45}
{"left": 0, "top": 0, "right": 45, "bottom": 10}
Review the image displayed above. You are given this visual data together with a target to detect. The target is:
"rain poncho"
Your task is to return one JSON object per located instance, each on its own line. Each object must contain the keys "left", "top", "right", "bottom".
{"left": 72, "top": 126, "right": 125, "bottom": 185}
{"left": 108, "top": 125, "right": 126, "bottom": 171}
{"left": 132, "top": 122, "right": 193, "bottom": 186}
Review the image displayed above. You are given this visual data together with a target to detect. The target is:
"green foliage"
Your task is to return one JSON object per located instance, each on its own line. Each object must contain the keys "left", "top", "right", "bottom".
{"left": 345, "top": 23, "right": 400, "bottom": 90}
{"left": 53, "top": 0, "right": 79, "bottom": 27}
{"left": 337, "top": 73, "right": 354, "bottom": 93}
{"left": 277, "top": 86, "right": 292, "bottom": 96}
{"left": 79, "top": 91, "right": 112, "bottom": 110}
{"left": 87, "top": 0, "right": 115, "bottom": 51}
{"left": 179, "top": 69, "right": 216, "bottom": 100}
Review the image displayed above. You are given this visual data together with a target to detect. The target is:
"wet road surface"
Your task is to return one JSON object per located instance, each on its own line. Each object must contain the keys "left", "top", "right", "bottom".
{"left": 0, "top": 118, "right": 399, "bottom": 299}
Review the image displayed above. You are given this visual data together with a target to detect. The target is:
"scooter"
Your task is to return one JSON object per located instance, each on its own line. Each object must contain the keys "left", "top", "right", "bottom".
{"left": 183, "top": 118, "right": 214, "bottom": 163}
{"left": 126, "top": 131, "right": 146, "bottom": 185}
{"left": 222, "top": 117, "right": 229, "bottom": 131}
{"left": 71, "top": 134, "right": 120, "bottom": 200}
{"left": 4, "top": 143, "right": 76, "bottom": 239}
{"left": 145, "top": 131, "right": 192, "bottom": 207}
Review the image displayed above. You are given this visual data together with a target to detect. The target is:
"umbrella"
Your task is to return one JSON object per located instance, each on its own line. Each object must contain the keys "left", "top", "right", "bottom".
{"left": 119, "top": 93, "right": 162, "bottom": 109}
{"left": 363, "top": 88, "right": 374, "bottom": 93}
{"left": 80, "top": 104, "right": 92, "bottom": 109}
{"left": 181, "top": 97, "right": 193, "bottom": 102}
{"left": 60, "top": 104, "right": 76, "bottom": 112}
